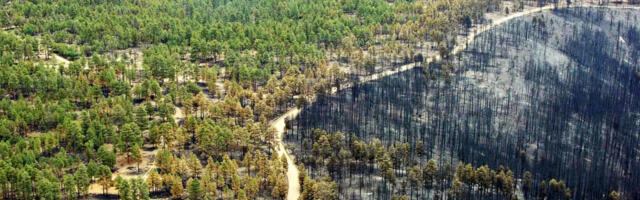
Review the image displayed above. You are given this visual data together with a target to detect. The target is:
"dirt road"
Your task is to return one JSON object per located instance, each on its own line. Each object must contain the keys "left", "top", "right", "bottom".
{"left": 270, "top": 108, "right": 301, "bottom": 200}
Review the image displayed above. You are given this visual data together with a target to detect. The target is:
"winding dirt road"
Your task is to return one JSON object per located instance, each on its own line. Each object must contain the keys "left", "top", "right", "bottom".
{"left": 270, "top": 108, "right": 302, "bottom": 200}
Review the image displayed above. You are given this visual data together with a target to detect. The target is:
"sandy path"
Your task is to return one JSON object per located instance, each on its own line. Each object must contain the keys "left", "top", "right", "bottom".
{"left": 269, "top": 2, "right": 640, "bottom": 200}
{"left": 270, "top": 108, "right": 302, "bottom": 200}
{"left": 1, "top": 26, "right": 18, "bottom": 31}
{"left": 0, "top": 27, "right": 72, "bottom": 68}
{"left": 52, "top": 53, "right": 71, "bottom": 67}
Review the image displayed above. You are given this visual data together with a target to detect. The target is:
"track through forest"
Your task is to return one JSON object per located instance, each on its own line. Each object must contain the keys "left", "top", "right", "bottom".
{"left": 271, "top": 2, "right": 640, "bottom": 200}
{"left": 271, "top": 108, "right": 302, "bottom": 200}
{"left": 0, "top": 27, "right": 72, "bottom": 68}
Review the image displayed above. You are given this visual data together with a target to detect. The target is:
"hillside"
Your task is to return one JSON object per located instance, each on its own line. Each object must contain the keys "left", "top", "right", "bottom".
{"left": 288, "top": 6, "right": 640, "bottom": 200}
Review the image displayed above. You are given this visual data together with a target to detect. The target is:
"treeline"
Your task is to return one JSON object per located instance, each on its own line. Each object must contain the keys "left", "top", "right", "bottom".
{"left": 292, "top": 129, "right": 574, "bottom": 199}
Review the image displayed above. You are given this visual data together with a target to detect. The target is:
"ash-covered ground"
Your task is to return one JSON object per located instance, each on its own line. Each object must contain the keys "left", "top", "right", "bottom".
{"left": 286, "top": 7, "right": 640, "bottom": 199}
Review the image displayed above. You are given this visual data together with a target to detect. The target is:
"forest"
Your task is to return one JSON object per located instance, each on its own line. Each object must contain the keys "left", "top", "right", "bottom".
{"left": 0, "top": 0, "right": 508, "bottom": 199}
{"left": 0, "top": 0, "right": 638, "bottom": 199}
{"left": 286, "top": 6, "right": 640, "bottom": 200}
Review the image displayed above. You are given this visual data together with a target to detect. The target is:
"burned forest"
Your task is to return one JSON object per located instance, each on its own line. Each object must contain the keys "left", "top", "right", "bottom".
{"left": 286, "top": 7, "right": 640, "bottom": 200}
